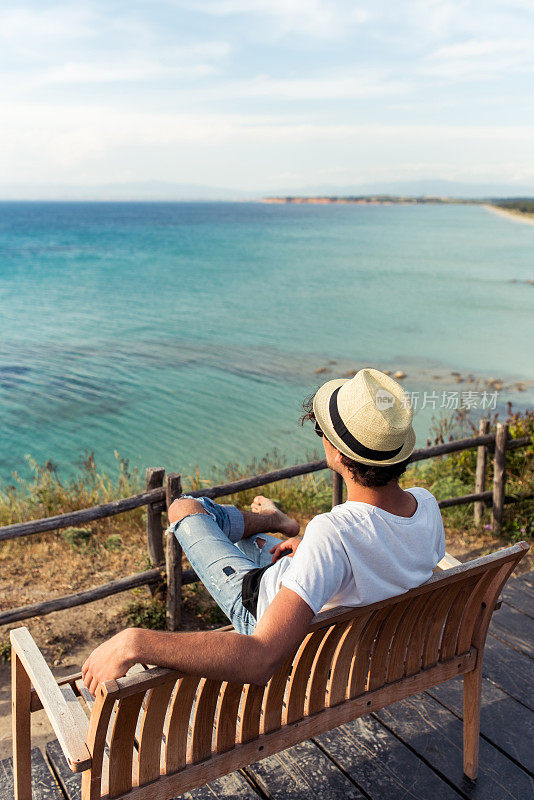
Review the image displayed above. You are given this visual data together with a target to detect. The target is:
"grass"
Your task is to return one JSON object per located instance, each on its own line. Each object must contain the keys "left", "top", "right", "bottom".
{"left": 406, "top": 405, "right": 534, "bottom": 541}
{"left": 1, "top": 407, "right": 532, "bottom": 544}
{"left": 0, "top": 407, "right": 532, "bottom": 637}
{"left": 0, "top": 641, "right": 11, "bottom": 662}
{"left": 125, "top": 594, "right": 167, "bottom": 630}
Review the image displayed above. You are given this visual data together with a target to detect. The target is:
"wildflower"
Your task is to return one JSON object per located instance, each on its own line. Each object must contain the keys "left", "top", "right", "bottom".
{"left": 484, "top": 524, "right": 492, "bottom": 531}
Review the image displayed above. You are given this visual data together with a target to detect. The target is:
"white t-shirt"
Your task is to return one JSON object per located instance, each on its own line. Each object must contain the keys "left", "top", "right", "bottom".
{"left": 256, "top": 487, "right": 445, "bottom": 621}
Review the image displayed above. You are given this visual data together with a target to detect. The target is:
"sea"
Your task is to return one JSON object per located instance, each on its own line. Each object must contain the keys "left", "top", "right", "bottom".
{"left": 0, "top": 201, "right": 533, "bottom": 485}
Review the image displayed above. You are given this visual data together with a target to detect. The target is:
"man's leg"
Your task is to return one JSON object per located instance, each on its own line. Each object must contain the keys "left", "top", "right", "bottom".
{"left": 168, "top": 498, "right": 257, "bottom": 633}
{"left": 168, "top": 494, "right": 299, "bottom": 541}
{"left": 242, "top": 495, "right": 299, "bottom": 538}
{"left": 166, "top": 495, "right": 298, "bottom": 633}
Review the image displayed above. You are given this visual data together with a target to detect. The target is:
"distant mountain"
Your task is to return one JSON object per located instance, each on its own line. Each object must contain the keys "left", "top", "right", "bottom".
{"left": 285, "top": 179, "right": 534, "bottom": 199}
{"left": 1, "top": 178, "right": 533, "bottom": 202}
{"left": 0, "top": 181, "right": 254, "bottom": 201}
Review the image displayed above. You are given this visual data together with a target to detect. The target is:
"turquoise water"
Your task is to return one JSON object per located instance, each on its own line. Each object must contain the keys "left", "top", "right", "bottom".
{"left": 0, "top": 201, "right": 532, "bottom": 483}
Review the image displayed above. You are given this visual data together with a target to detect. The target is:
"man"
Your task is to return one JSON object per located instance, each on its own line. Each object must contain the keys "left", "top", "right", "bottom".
{"left": 82, "top": 368, "right": 445, "bottom": 695}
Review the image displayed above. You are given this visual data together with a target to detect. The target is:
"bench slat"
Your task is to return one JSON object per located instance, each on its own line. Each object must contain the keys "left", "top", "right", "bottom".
{"left": 137, "top": 680, "right": 175, "bottom": 787}
{"left": 328, "top": 614, "right": 371, "bottom": 707}
{"left": 305, "top": 620, "right": 351, "bottom": 716}
{"left": 163, "top": 676, "right": 201, "bottom": 774}
{"left": 215, "top": 682, "right": 244, "bottom": 754}
{"left": 238, "top": 683, "right": 265, "bottom": 744}
{"left": 420, "top": 582, "right": 463, "bottom": 671}
{"left": 439, "top": 576, "right": 479, "bottom": 661}
{"left": 368, "top": 598, "right": 412, "bottom": 691}
{"left": 386, "top": 591, "right": 432, "bottom": 682}
{"left": 108, "top": 694, "right": 145, "bottom": 798}
{"left": 189, "top": 679, "right": 222, "bottom": 764}
{"left": 261, "top": 653, "right": 295, "bottom": 735}
{"left": 349, "top": 608, "right": 389, "bottom": 698}
{"left": 284, "top": 628, "right": 329, "bottom": 725}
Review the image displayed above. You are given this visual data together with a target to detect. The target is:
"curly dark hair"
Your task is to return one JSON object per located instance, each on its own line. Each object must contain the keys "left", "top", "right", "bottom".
{"left": 300, "top": 393, "right": 410, "bottom": 488}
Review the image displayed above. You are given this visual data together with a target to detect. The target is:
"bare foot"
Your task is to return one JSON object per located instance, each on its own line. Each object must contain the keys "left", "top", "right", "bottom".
{"left": 251, "top": 496, "right": 300, "bottom": 536}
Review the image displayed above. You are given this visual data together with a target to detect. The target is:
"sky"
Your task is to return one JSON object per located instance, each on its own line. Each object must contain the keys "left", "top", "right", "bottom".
{"left": 0, "top": 0, "right": 533, "bottom": 195}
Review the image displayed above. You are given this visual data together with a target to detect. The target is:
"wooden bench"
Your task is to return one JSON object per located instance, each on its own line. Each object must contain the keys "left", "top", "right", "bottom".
{"left": 11, "top": 542, "right": 528, "bottom": 800}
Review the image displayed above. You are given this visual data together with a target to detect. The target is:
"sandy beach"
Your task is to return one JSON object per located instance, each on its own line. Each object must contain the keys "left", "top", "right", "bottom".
{"left": 483, "top": 204, "right": 534, "bottom": 226}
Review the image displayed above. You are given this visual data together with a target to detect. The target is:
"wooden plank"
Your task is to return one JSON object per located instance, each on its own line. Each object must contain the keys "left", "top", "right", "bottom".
{"left": 46, "top": 740, "right": 82, "bottom": 800}
{"left": 315, "top": 715, "right": 461, "bottom": 800}
{"left": 0, "top": 488, "right": 167, "bottom": 541}
{"left": 145, "top": 468, "right": 165, "bottom": 565}
{"left": 308, "top": 543, "right": 528, "bottom": 634}
{"left": 436, "top": 552, "right": 462, "bottom": 570}
{"left": 10, "top": 628, "right": 91, "bottom": 772}
{"left": 12, "top": 651, "right": 31, "bottom": 800}
{"left": 492, "top": 423, "right": 508, "bottom": 535}
{"left": 246, "top": 739, "right": 367, "bottom": 800}
{"left": 185, "top": 772, "right": 263, "bottom": 800}
{"left": 483, "top": 634, "right": 533, "bottom": 709}
{"left": 474, "top": 419, "right": 490, "bottom": 524}
{"left": 165, "top": 472, "right": 182, "bottom": 631}
{"left": 500, "top": 577, "right": 534, "bottom": 619}
{"left": 489, "top": 604, "right": 534, "bottom": 658}
{"left": 1, "top": 749, "right": 64, "bottom": 800}
{"left": 375, "top": 692, "right": 534, "bottom": 799}
{"left": 428, "top": 676, "right": 534, "bottom": 773}
{"left": 517, "top": 571, "right": 534, "bottom": 589}
{"left": 108, "top": 694, "right": 145, "bottom": 797}
{"left": 137, "top": 680, "right": 175, "bottom": 785}
{"left": 332, "top": 472, "right": 344, "bottom": 507}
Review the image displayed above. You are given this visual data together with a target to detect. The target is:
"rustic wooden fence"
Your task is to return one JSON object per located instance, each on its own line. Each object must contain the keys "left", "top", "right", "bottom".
{"left": 0, "top": 422, "right": 530, "bottom": 631}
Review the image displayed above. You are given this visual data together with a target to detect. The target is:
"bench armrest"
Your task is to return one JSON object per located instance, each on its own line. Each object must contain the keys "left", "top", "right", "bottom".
{"left": 436, "top": 552, "right": 462, "bottom": 570}
{"left": 435, "top": 553, "right": 502, "bottom": 607}
{"left": 10, "top": 627, "right": 91, "bottom": 772}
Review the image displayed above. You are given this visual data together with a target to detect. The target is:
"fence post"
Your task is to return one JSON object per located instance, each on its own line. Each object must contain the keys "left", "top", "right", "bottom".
{"left": 332, "top": 472, "right": 344, "bottom": 508}
{"left": 146, "top": 467, "right": 165, "bottom": 566}
{"left": 165, "top": 473, "right": 183, "bottom": 631}
{"left": 492, "top": 423, "right": 508, "bottom": 536}
{"left": 474, "top": 419, "right": 490, "bottom": 525}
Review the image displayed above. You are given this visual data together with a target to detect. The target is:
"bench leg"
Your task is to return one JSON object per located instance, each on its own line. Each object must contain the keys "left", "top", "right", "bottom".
{"left": 12, "top": 651, "right": 32, "bottom": 800}
{"left": 463, "top": 662, "right": 483, "bottom": 780}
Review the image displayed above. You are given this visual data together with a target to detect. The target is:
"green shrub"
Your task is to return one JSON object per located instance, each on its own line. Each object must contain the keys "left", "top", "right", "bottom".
{"left": 62, "top": 527, "right": 93, "bottom": 548}
{"left": 0, "top": 641, "right": 11, "bottom": 662}
{"left": 207, "top": 606, "right": 229, "bottom": 625}
{"left": 125, "top": 596, "right": 166, "bottom": 629}
{"left": 104, "top": 533, "right": 123, "bottom": 550}
{"left": 406, "top": 406, "right": 533, "bottom": 540}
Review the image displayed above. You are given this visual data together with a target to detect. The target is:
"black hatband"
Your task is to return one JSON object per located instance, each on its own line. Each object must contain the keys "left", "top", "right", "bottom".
{"left": 328, "top": 387, "right": 404, "bottom": 461}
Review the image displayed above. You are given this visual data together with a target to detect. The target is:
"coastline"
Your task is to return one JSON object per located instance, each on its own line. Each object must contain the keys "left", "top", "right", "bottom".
{"left": 483, "top": 204, "right": 534, "bottom": 226}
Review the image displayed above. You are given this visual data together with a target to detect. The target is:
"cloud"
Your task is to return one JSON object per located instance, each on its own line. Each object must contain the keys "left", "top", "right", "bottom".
{"left": 0, "top": 1, "right": 532, "bottom": 189}
{"left": 201, "top": 69, "right": 410, "bottom": 101}
{"left": 1, "top": 100, "right": 532, "bottom": 188}
{"left": 426, "top": 36, "right": 534, "bottom": 80}
{"left": 0, "top": 6, "right": 97, "bottom": 60}
{"left": 189, "top": 0, "right": 371, "bottom": 39}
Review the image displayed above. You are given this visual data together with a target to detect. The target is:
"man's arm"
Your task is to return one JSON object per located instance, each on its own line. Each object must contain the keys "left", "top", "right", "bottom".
{"left": 82, "top": 587, "right": 314, "bottom": 695}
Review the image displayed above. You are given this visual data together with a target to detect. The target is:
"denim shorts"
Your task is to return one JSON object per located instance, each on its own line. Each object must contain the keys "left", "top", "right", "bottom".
{"left": 167, "top": 496, "right": 281, "bottom": 635}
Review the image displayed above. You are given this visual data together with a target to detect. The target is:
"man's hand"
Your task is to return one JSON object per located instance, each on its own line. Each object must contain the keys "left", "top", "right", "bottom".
{"left": 82, "top": 629, "right": 137, "bottom": 696}
{"left": 270, "top": 536, "right": 302, "bottom": 563}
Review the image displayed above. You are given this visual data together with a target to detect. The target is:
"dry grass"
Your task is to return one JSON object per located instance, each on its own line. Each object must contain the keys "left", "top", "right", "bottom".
{"left": 1, "top": 407, "right": 532, "bottom": 667}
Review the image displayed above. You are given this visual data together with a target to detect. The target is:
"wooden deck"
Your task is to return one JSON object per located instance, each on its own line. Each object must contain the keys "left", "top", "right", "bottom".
{"left": 2, "top": 570, "right": 533, "bottom": 800}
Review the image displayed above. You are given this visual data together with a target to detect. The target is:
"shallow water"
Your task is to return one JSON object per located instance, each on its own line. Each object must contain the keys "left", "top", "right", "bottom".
{"left": 0, "top": 201, "right": 532, "bottom": 482}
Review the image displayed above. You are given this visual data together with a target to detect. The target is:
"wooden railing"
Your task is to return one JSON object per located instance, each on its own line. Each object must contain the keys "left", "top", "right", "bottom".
{"left": 0, "top": 422, "right": 530, "bottom": 630}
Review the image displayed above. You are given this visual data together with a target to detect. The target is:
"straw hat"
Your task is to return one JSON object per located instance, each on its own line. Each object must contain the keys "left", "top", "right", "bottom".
{"left": 313, "top": 368, "right": 415, "bottom": 466}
